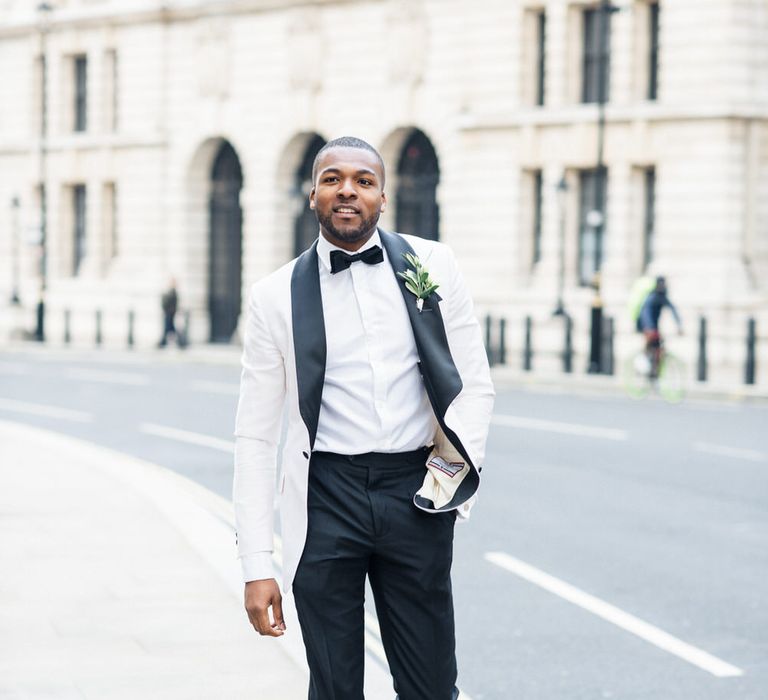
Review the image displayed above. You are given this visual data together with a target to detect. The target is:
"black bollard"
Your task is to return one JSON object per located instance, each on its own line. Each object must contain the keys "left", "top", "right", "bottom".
{"left": 587, "top": 273, "right": 603, "bottom": 374}
{"left": 180, "top": 310, "right": 190, "bottom": 349}
{"left": 588, "top": 305, "right": 603, "bottom": 373}
{"left": 601, "top": 315, "right": 614, "bottom": 375}
{"left": 64, "top": 309, "right": 71, "bottom": 345}
{"left": 95, "top": 310, "right": 102, "bottom": 346}
{"left": 127, "top": 310, "right": 135, "bottom": 348}
{"left": 485, "top": 314, "right": 494, "bottom": 366}
{"left": 697, "top": 316, "right": 707, "bottom": 382}
{"left": 745, "top": 317, "right": 756, "bottom": 385}
{"left": 498, "top": 318, "right": 507, "bottom": 365}
{"left": 523, "top": 316, "right": 533, "bottom": 371}
{"left": 563, "top": 314, "right": 573, "bottom": 373}
{"left": 35, "top": 300, "right": 45, "bottom": 342}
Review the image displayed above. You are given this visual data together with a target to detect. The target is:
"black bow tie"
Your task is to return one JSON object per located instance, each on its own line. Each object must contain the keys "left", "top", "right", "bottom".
{"left": 329, "top": 245, "right": 384, "bottom": 274}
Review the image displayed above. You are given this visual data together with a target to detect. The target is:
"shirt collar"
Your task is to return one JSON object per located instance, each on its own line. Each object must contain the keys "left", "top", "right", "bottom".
{"left": 316, "top": 229, "right": 383, "bottom": 273}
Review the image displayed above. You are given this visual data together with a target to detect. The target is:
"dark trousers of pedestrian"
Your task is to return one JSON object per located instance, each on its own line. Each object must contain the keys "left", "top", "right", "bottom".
{"left": 293, "top": 448, "right": 460, "bottom": 700}
{"left": 159, "top": 313, "right": 177, "bottom": 347}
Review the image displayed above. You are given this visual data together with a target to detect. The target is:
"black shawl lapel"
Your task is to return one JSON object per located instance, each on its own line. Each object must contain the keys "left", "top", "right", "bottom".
{"left": 290, "top": 240, "right": 326, "bottom": 449}
{"left": 379, "top": 229, "right": 474, "bottom": 470}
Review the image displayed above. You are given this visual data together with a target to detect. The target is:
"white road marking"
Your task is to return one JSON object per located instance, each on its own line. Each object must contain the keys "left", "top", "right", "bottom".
{"left": 192, "top": 380, "right": 239, "bottom": 395}
{"left": 364, "top": 628, "right": 389, "bottom": 666}
{"left": 351, "top": 570, "right": 477, "bottom": 698}
{"left": 491, "top": 414, "right": 628, "bottom": 441}
{"left": 139, "top": 422, "right": 234, "bottom": 453}
{"left": 693, "top": 442, "right": 767, "bottom": 463}
{"left": 485, "top": 551, "right": 743, "bottom": 678}
{"left": 139, "top": 423, "right": 464, "bottom": 700}
{"left": 67, "top": 368, "right": 150, "bottom": 386}
{"left": 0, "top": 361, "right": 29, "bottom": 375}
{"left": 683, "top": 401, "right": 740, "bottom": 414}
{"left": 0, "top": 398, "right": 92, "bottom": 423}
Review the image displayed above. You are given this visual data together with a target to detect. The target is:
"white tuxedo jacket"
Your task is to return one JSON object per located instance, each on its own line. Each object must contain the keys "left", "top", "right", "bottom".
{"left": 233, "top": 229, "right": 494, "bottom": 591}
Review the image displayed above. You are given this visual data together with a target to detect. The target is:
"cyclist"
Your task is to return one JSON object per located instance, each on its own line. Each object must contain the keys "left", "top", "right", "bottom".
{"left": 637, "top": 276, "right": 683, "bottom": 377}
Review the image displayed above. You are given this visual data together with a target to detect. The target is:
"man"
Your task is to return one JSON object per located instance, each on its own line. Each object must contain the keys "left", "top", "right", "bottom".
{"left": 637, "top": 276, "right": 683, "bottom": 375}
{"left": 158, "top": 277, "right": 181, "bottom": 348}
{"left": 233, "top": 136, "right": 494, "bottom": 699}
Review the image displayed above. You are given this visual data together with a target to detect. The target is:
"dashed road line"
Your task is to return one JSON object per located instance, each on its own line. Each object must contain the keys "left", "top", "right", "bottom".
{"left": 491, "top": 414, "right": 628, "bottom": 441}
{"left": 139, "top": 422, "right": 234, "bottom": 453}
{"left": 66, "top": 368, "right": 150, "bottom": 386}
{"left": 0, "top": 361, "right": 29, "bottom": 375}
{"left": 693, "top": 442, "right": 766, "bottom": 463}
{"left": 485, "top": 551, "right": 743, "bottom": 678}
{"left": 0, "top": 397, "right": 93, "bottom": 423}
{"left": 682, "top": 401, "right": 740, "bottom": 414}
{"left": 191, "top": 380, "right": 240, "bottom": 395}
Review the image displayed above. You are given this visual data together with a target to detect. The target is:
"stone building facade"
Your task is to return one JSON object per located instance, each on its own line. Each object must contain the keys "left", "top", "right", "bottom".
{"left": 0, "top": 0, "right": 766, "bottom": 384}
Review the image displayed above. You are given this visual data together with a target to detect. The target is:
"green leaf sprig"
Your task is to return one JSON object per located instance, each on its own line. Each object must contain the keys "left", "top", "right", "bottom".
{"left": 397, "top": 252, "right": 439, "bottom": 312}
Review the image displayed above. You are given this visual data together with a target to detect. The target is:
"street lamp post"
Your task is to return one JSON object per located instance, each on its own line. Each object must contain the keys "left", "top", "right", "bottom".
{"left": 10, "top": 197, "right": 21, "bottom": 304}
{"left": 553, "top": 174, "right": 568, "bottom": 317}
{"left": 554, "top": 174, "right": 575, "bottom": 373}
{"left": 35, "top": 1, "right": 53, "bottom": 342}
{"left": 593, "top": 0, "right": 618, "bottom": 276}
{"left": 586, "top": 0, "right": 619, "bottom": 373}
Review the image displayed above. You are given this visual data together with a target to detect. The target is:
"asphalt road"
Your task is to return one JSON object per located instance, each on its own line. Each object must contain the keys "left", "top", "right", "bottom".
{"left": 1, "top": 347, "right": 766, "bottom": 700}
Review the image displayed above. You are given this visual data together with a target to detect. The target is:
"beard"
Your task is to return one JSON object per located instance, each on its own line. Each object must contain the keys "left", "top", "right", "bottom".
{"left": 316, "top": 209, "right": 381, "bottom": 246}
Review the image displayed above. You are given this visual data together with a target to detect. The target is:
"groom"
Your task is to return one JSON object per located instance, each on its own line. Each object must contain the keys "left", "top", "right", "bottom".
{"left": 234, "top": 136, "right": 494, "bottom": 699}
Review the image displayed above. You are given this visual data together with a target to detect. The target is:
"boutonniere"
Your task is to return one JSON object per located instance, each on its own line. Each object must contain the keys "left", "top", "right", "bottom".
{"left": 397, "top": 253, "right": 439, "bottom": 313}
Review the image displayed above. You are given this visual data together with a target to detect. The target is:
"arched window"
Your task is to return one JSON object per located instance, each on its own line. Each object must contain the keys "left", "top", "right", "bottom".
{"left": 209, "top": 141, "right": 243, "bottom": 342}
{"left": 293, "top": 134, "right": 326, "bottom": 257}
{"left": 395, "top": 130, "right": 440, "bottom": 241}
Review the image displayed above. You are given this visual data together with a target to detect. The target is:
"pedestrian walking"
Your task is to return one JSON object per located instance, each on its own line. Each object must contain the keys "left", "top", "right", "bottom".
{"left": 233, "top": 136, "right": 494, "bottom": 700}
{"left": 157, "top": 278, "right": 182, "bottom": 348}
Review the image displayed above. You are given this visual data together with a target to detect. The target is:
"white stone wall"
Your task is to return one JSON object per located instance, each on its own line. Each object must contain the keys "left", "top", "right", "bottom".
{"left": 0, "top": 0, "right": 765, "bottom": 384}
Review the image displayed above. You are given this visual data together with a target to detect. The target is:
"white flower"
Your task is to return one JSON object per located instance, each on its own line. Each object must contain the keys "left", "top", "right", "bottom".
{"left": 397, "top": 253, "right": 439, "bottom": 313}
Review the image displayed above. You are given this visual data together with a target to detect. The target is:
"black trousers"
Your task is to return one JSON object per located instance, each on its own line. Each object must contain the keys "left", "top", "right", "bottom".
{"left": 158, "top": 313, "right": 177, "bottom": 346}
{"left": 293, "top": 448, "right": 459, "bottom": 700}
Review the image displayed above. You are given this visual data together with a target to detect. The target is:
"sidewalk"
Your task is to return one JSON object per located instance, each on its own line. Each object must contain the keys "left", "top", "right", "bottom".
{"left": 0, "top": 421, "right": 306, "bottom": 700}
{"left": 3, "top": 340, "right": 766, "bottom": 402}
{"left": 491, "top": 366, "right": 768, "bottom": 402}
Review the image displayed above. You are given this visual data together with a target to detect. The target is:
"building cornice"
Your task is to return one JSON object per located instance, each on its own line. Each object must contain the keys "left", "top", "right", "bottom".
{"left": 0, "top": 0, "right": 377, "bottom": 37}
{"left": 0, "top": 133, "right": 168, "bottom": 156}
{"left": 457, "top": 103, "right": 768, "bottom": 131}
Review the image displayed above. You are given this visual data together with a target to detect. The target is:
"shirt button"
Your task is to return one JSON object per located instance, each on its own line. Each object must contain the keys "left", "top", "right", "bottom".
{"left": 302, "top": 451, "right": 309, "bottom": 459}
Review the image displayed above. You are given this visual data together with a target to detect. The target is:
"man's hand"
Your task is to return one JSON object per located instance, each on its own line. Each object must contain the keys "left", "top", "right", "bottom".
{"left": 244, "top": 578, "right": 286, "bottom": 636}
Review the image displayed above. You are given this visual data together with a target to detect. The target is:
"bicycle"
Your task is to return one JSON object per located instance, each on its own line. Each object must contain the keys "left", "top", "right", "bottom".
{"left": 623, "top": 340, "right": 685, "bottom": 403}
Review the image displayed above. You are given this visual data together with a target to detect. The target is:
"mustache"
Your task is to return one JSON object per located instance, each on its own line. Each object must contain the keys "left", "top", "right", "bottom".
{"left": 316, "top": 209, "right": 381, "bottom": 244}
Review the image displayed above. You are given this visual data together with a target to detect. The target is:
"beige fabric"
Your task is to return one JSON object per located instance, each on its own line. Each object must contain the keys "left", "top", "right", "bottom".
{"left": 415, "top": 427, "right": 469, "bottom": 511}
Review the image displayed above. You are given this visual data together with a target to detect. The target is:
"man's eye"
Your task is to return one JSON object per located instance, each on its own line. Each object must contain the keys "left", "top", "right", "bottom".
{"left": 359, "top": 179, "right": 372, "bottom": 186}
{"left": 323, "top": 176, "right": 338, "bottom": 183}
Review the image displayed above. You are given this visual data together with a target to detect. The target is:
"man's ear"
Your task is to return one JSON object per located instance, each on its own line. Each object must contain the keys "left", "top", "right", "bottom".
{"left": 380, "top": 191, "right": 387, "bottom": 212}
{"left": 309, "top": 188, "right": 316, "bottom": 210}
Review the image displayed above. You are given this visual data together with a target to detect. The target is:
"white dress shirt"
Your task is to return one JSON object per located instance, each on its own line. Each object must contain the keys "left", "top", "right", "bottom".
{"left": 313, "top": 231, "right": 436, "bottom": 454}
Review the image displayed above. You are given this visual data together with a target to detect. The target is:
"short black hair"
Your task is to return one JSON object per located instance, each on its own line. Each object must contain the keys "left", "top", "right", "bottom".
{"left": 311, "top": 136, "right": 385, "bottom": 186}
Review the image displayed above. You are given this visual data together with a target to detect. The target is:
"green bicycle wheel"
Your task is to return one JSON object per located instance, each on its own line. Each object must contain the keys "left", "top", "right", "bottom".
{"left": 658, "top": 352, "right": 685, "bottom": 403}
{"left": 623, "top": 351, "right": 652, "bottom": 399}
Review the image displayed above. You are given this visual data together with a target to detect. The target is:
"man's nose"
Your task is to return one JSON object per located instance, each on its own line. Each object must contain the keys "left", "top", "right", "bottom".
{"left": 337, "top": 178, "right": 357, "bottom": 198}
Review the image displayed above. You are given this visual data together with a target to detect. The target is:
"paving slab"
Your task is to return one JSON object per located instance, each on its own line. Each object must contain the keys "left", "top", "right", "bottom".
{"left": 0, "top": 420, "right": 307, "bottom": 700}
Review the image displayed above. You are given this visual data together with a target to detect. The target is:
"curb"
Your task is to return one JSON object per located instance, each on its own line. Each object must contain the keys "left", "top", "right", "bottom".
{"left": 490, "top": 367, "right": 768, "bottom": 403}
{"left": 0, "top": 420, "right": 307, "bottom": 681}
{"left": 0, "top": 421, "right": 397, "bottom": 700}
